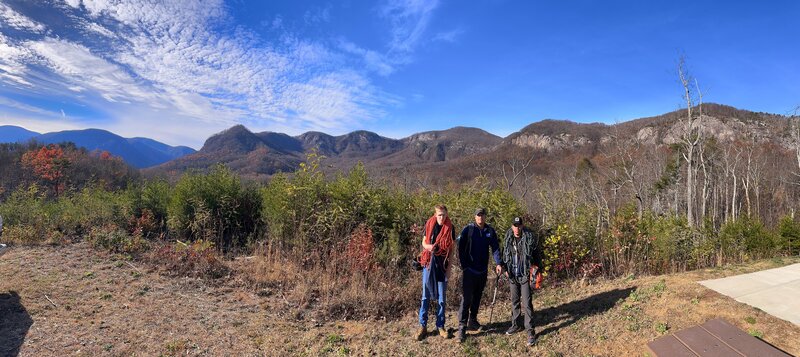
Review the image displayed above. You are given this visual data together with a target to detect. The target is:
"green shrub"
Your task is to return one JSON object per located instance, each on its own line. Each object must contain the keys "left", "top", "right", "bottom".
{"left": 717, "top": 216, "right": 780, "bottom": 262}
{"left": 777, "top": 215, "right": 800, "bottom": 256}
{"left": 0, "top": 184, "right": 129, "bottom": 244}
{"left": 0, "top": 184, "right": 50, "bottom": 229}
{"left": 603, "top": 204, "right": 652, "bottom": 276}
{"left": 643, "top": 214, "right": 693, "bottom": 273}
{"left": 168, "top": 165, "right": 263, "bottom": 250}
{"left": 124, "top": 179, "right": 171, "bottom": 236}
{"left": 1, "top": 224, "right": 61, "bottom": 245}
{"left": 87, "top": 224, "right": 148, "bottom": 255}
{"left": 56, "top": 186, "right": 128, "bottom": 237}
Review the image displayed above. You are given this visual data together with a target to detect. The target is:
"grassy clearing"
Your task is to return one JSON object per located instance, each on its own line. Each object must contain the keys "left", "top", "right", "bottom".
{"left": 1, "top": 244, "right": 798, "bottom": 356}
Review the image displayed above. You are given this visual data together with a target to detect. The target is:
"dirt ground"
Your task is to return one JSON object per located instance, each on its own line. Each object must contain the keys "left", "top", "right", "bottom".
{"left": 1, "top": 243, "right": 799, "bottom": 356}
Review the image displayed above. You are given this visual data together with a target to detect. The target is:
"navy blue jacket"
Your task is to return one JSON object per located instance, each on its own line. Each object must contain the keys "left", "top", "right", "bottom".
{"left": 458, "top": 223, "right": 503, "bottom": 274}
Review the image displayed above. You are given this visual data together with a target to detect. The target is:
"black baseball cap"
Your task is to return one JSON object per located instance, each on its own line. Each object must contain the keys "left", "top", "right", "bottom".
{"left": 512, "top": 216, "right": 523, "bottom": 226}
{"left": 474, "top": 208, "right": 486, "bottom": 216}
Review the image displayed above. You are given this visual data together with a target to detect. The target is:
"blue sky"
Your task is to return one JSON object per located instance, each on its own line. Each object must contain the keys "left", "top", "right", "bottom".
{"left": 0, "top": 0, "right": 798, "bottom": 149}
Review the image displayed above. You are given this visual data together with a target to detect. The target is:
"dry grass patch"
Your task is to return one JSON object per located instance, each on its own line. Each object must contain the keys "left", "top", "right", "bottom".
{"left": 233, "top": 248, "right": 417, "bottom": 321}
{"left": 1, "top": 244, "right": 798, "bottom": 356}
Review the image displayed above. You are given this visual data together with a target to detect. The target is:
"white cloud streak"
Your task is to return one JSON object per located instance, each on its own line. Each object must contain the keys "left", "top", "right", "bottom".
{"left": 0, "top": 0, "right": 445, "bottom": 147}
{"left": 0, "top": 3, "right": 46, "bottom": 33}
{"left": 432, "top": 28, "right": 463, "bottom": 43}
{"left": 380, "top": 0, "right": 439, "bottom": 54}
{"left": 0, "top": 32, "right": 33, "bottom": 86}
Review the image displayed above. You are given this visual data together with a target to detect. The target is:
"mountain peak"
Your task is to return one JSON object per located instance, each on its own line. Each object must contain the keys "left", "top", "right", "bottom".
{"left": 1, "top": 127, "right": 195, "bottom": 168}
{"left": 0, "top": 125, "right": 41, "bottom": 142}
{"left": 201, "top": 125, "right": 263, "bottom": 153}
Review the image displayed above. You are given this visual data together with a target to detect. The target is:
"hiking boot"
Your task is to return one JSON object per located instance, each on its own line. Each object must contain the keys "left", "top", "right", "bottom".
{"left": 415, "top": 326, "right": 426, "bottom": 341}
{"left": 466, "top": 320, "right": 482, "bottom": 331}
{"left": 458, "top": 327, "right": 466, "bottom": 343}
{"left": 437, "top": 327, "right": 449, "bottom": 338}
{"left": 505, "top": 325, "right": 521, "bottom": 335}
{"left": 527, "top": 330, "right": 538, "bottom": 346}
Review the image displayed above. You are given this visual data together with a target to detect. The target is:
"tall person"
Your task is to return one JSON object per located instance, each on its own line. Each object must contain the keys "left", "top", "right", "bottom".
{"left": 502, "top": 216, "right": 543, "bottom": 346}
{"left": 457, "top": 208, "right": 503, "bottom": 343}
{"left": 416, "top": 204, "right": 456, "bottom": 340}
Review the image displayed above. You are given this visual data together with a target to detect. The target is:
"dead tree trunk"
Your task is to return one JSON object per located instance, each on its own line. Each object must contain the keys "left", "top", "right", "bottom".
{"left": 678, "top": 59, "right": 703, "bottom": 228}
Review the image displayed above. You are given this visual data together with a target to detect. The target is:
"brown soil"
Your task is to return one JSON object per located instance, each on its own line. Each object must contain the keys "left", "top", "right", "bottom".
{"left": 1, "top": 243, "right": 798, "bottom": 356}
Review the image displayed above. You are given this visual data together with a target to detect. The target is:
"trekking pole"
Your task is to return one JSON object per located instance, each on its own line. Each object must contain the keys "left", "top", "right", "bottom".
{"left": 488, "top": 270, "right": 502, "bottom": 330}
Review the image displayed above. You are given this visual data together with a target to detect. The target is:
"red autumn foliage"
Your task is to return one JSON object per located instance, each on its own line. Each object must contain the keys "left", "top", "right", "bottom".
{"left": 21, "top": 144, "right": 70, "bottom": 196}
{"left": 346, "top": 224, "right": 375, "bottom": 273}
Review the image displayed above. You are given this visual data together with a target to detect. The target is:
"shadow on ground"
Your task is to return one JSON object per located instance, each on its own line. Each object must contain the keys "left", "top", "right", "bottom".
{"left": 0, "top": 291, "right": 33, "bottom": 357}
{"left": 480, "top": 287, "right": 635, "bottom": 337}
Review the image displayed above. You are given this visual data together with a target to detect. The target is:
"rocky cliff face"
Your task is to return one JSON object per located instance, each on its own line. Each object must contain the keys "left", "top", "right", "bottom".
{"left": 149, "top": 103, "right": 794, "bottom": 179}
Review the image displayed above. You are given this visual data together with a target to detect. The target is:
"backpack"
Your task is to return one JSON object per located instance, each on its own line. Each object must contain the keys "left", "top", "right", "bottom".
{"left": 459, "top": 224, "right": 477, "bottom": 265}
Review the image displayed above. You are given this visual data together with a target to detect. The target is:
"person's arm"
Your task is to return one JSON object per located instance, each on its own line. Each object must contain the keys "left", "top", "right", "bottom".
{"left": 501, "top": 229, "right": 511, "bottom": 276}
{"left": 421, "top": 227, "right": 434, "bottom": 252}
{"left": 458, "top": 227, "right": 469, "bottom": 268}
{"left": 446, "top": 228, "right": 456, "bottom": 275}
{"left": 490, "top": 228, "right": 503, "bottom": 273}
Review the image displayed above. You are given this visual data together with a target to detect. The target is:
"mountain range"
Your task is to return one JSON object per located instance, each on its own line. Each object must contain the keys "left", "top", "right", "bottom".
{"left": 4, "top": 103, "right": 792, "bottom": 176}
{"left": 0, "top": 126, "right": 196, "bottom": 168}
{"left": 147, "top": 123, "right": 505, "bottom": 177}
{"left": 148, "top": 103, "right": 794, "bottom": 181}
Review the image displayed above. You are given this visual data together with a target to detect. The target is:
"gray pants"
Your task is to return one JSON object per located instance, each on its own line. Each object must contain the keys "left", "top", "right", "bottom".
{"left": 509, "top": 276, "right": 534, "bottom": 331}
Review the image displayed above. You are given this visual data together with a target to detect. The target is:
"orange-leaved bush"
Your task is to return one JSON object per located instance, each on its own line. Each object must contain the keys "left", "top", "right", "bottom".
{"left": 21, "top": 144, "right": 70, "bottom": 196}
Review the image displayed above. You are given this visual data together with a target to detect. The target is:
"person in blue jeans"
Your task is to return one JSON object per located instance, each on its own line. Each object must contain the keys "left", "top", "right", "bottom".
{"left": 457, "top": 207, "right": 503, "bottom": 342}
{"left": 416, "top": 204, "right": 456, "bottom": 340}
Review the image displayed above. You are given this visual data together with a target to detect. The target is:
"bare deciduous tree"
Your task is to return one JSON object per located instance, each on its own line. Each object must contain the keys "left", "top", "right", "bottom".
{"left": 677, "top": 57, "right": 704, "bottom": 227}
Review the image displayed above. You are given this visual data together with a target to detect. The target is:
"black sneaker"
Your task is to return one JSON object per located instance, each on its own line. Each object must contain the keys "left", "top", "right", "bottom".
{"left": 527, "top": 331, "right": 537, "bottom": 346}
{"left": 466, "top": 320, "right": 482, "bottom": 331}
{"left": 505, "top": 325, "right": 521, "bottom": 335}
{"left": 458, "top": 327, "right": 466, "bottom": 343}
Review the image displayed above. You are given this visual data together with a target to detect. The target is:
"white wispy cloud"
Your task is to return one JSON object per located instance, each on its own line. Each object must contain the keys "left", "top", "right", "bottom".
{"left": 0, "top": 3, "right": 46, "bottom": 33}
{"left": 82, "top": 21, "right": 116, "bottom": 38}
{"left": 380, "top": 0, "right": 440, "bottom": 54}
{"left": 338, "top": 0, "right": 445, "bottom": 77}
{"left": 304, "top": 5, "right": 332, "bottom": 25}
{"left": 0, "top": 0, "right": 446, "bottom": 147}
{"left": 0, "top": 96, "right": 65, "bottom": 118}
{"left": 432, "top": 28, "right": 463, "bottom": 43}
{"left": 0, "top": 32, "right": 33, "bottom": 86}
{"left": 26, "top": 37, "right": 157, "bottom": 103}
{"left": 338, "top": 39, "right": 396, "bottom": 76}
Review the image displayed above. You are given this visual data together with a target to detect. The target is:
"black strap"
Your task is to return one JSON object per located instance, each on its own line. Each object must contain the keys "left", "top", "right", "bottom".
{"left": 466, "top": 225, "right": 475, "bottom": 262}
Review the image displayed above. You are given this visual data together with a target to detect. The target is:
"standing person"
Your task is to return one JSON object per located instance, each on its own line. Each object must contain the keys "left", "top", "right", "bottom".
{"left": 416, "top": 204, "right": 456, "bottom": 340}
{"left": 502, "top": 216, "right": 543, "bottom": 346}
{"left": 457, "top": 208, "right": 503, "bottom": 343}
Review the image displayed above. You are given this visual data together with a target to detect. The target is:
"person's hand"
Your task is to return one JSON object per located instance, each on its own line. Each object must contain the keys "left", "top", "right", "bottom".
{"left": 495, "top": 264, "right": 503, "bottom": 275}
